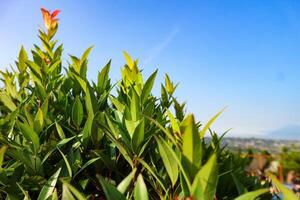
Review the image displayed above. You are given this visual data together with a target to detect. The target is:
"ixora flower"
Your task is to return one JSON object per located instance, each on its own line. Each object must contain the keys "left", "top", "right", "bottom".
{"left": 41, "top": 8, "right": 60, "bottom": 30}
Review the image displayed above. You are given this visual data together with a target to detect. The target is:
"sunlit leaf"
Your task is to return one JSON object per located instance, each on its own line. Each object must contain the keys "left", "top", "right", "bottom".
{"left": 37, "top": 168, "right": 61, "bottom": 200}
{"left": 134, "top": 174, "right": 149, "bottom": 200}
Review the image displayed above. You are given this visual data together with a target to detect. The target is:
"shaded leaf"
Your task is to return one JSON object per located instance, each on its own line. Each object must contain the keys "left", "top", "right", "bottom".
{"left": 98, "top": 176, "right": 126, "bottom": 200}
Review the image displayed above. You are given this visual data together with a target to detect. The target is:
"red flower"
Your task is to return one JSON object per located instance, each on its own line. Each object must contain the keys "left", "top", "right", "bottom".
{"left": 41, "top": 8, "right": 60, "bottom": 30}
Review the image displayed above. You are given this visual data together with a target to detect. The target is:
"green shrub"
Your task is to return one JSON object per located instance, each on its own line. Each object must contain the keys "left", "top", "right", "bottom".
{"left": 0, "top": 8, "right": 296, "bottom": 200}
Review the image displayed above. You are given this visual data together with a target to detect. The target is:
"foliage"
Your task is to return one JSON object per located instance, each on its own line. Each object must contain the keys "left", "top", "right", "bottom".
{"left": 0, "top": 8, "right": 296, "bottom": 200}
{"left": 281, "top": 148, "right": 300, "bottom": 175}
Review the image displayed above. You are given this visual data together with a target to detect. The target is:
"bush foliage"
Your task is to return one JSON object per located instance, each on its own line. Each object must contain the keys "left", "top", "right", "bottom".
{"left": 0, "top": 8, "right": 297, "bottom": 200}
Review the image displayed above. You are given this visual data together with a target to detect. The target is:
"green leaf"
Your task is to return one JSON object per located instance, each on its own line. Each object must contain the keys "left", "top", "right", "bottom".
{"left": 117, "top": 168, "right": 137, "bottom": 193}
{"left": 34, "top": 108, "right": 44, "bottom": 133}
{"left": 18, "top": 121, "right": 40, "bottom": 154}
{"left": 98, "top": 176, "right": 126, "bottom": 200}
{"left": 268, "top": 173, "right": 298, "bottom": 200}
{"left": 51, "top": 189, "right": 59, "bottom": 200}
{"left": 110, "top": 96, "right": 125, "bottom": 112}
{"left": 48, "top": 59, "right": 61, "bottom": 74}
{"left": 55, "top": 122, "right": 66, "bottom": 139}
{"left": 123, "top": 51, "right": 134, "bottom": 70}
{"left": 26, "top": 61, "right": 42, "bottom": 79}
{"left": 37, "top": 168, "right": 61, "bottom": 200}
{"left": 85, "top": 83, "right": 96, "bottom": 116}
{"left": 42, "top": 137, "right": 75, "bottom": 164}
{"left": 61, "top": 180, "right": 86, "bottom": 200}
{"left": 234, "top": 189, "right": 269, "bottom": 200}
{"left": 166, "top": 109, "right": 180, "bottom": 134}
{"left": 0, "top": 92, "right": 17, "bottom": 111}
{"left": 131, "top": 119, "right": 145, "bottom": 153}
{"left": 134, "top": 174, "right": 149, "bottom": 200}
{"left": 155, "top": 137, "right": 190, "bottom": 189}
{"left": 125, "top": 119, "right": 140, "bottom": 138}
{"left": 181, "top": 114, "right": 202, "bottom": 167}
{"left": 0, "top": 146, "right": 8, "bottom": 169}
{"left": 156, "top": 135, "right": 178, "bottom": 187}
{"left": 191, "top": 153, "right": 218, "bottom": 200}
{"left": 98, "top": 60, "right": 111, "bottom": 93}
{"left": 17, "top": 182, "right": 31, "bottom": 200}
{"left": 73, "top": 157, "right": 100, "bottom": 178}
{"left": 81, "top": 46, "right": 93, "bottom": 64}
{"left": 58, "top": 148, "right": 72, "bottom": 178}
{"left": 145, "top": 115, "right": 177, "bottom": 146}
{"left": 199, "top": 107, "right": 226, "bottom": 138}
{"left": 140, "top": 70, "right": 157, "bottom": 104}
{"left": 18, "top": 46, "right": 28, "bottom": 72}
{"left": 165, "top": 74, "right": 177, "bottom": 95}
{"left": 72, "top": 96, "right": 83, "bottom": 127}
{"left": 130, "top": 89, "right": 141, "bottom": 121}
{"left": 82, "top": 115, "right": 94, "bottom": 147}
{"left": 137, "top": 158, "right": 167, "bottom": 192}
{"left": 231, "top": 172, "right": 248, "bottom": 195}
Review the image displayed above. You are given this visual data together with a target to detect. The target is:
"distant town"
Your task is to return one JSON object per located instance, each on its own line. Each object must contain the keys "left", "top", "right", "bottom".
{"left": 220, "top": 137, "right": 300, "bottom": 153}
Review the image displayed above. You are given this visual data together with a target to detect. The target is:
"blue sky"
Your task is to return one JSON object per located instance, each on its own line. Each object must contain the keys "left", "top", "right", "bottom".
{"left": 1, "top": 0, "right": 300, "bottom": 138}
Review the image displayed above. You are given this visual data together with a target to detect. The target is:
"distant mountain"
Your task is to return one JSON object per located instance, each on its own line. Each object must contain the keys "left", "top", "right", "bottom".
{"left": 266, "top": 125, "right": 300, "bottom": 140}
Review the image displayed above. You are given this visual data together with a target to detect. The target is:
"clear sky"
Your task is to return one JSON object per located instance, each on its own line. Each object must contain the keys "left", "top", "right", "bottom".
{"left": 1, "top": 0, "right": 300, "bottom": 138}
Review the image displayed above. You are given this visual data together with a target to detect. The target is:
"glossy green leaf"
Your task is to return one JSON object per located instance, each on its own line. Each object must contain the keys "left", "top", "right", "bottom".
{"left": 34, "top": 108, "right": 44, "bottom": 133}
{"left": 58, "top": 148, "right": 72, "bottom": 178}
{"left": 81, "top": 46, "right": 93, "bottom": 64}
{"left": 18, "top": 46, "right": 28, "bottom": 72}
{"left": 131, "top": 119, "right": 145, "bottom": 153}
{"left": 165, "top": 74, "right": 176, "bottom": 95}
{"left": 191, "top": 153, "right": 218, "bottom": 200}
{"left": 156, "top": 135, "right": 178, "bottom": 187}
{"left": 73, "top": 72, "right": 87, "bottom": 93}
{"left": 123, "top": 51, "right": 134, "bottom": 70}
{"left": 0, "top": 146, "right": 8, "bottom": 169}
{"left": 51, "top": 189, "right": 59, "bottom": 200}
{"left": 234, "top": 189, "right": 269, "bottom": 200}
{"left": 55, "top": 122, "right": 66, "bottom": 139}
{"left": 117, "top": 168, "right": 137, "bottom": 193}
{"left": 110, "top": 96, "right": 125, "bottom": 112}
{"left": 18, "top": 121, "right": 40, "bottom": 154}
{"left": 72, "top": 96, "right": 83, "bottom": 127}
{"left": 98, "top": 60, "right": 111, "bottom": 93}
{"left": 37, "top": 168, "right": 61, "bottom": 200}
{"left": 82, "top": 115, "right": 94, "bottom": 147}
{"left": 141, "top": 70, "right": 157, "bottom": 104}
{"left": 134, "top": 174, "right": 149, "bottom": 200}
{"left": 26, "top": 60, "right": 42, "bottom": 78}
{"left": 155, "top": 137, "right": 191, "bottom": 189}
{"left": 130, "top": 89, "right": 140, "bottom": 121}
{"left": 136, "top": 158, "right": 167, "bottom": 192}
{"left": 61, "top": 180, "right": 86, "bottom": 200}
{"left": 199, "top": 107, "right": 226, "bottom": 138}
{"left": 125, "top": 119, "right": 140, "bottom": 138}
{"left": 181, "top": 114, "right": 202, "bottom": 167}
{"left": 0, "top": 92, "right": 17, "bottom": 111}
{"left": 166, "top": 109, "right": 180, "bottom": 134}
